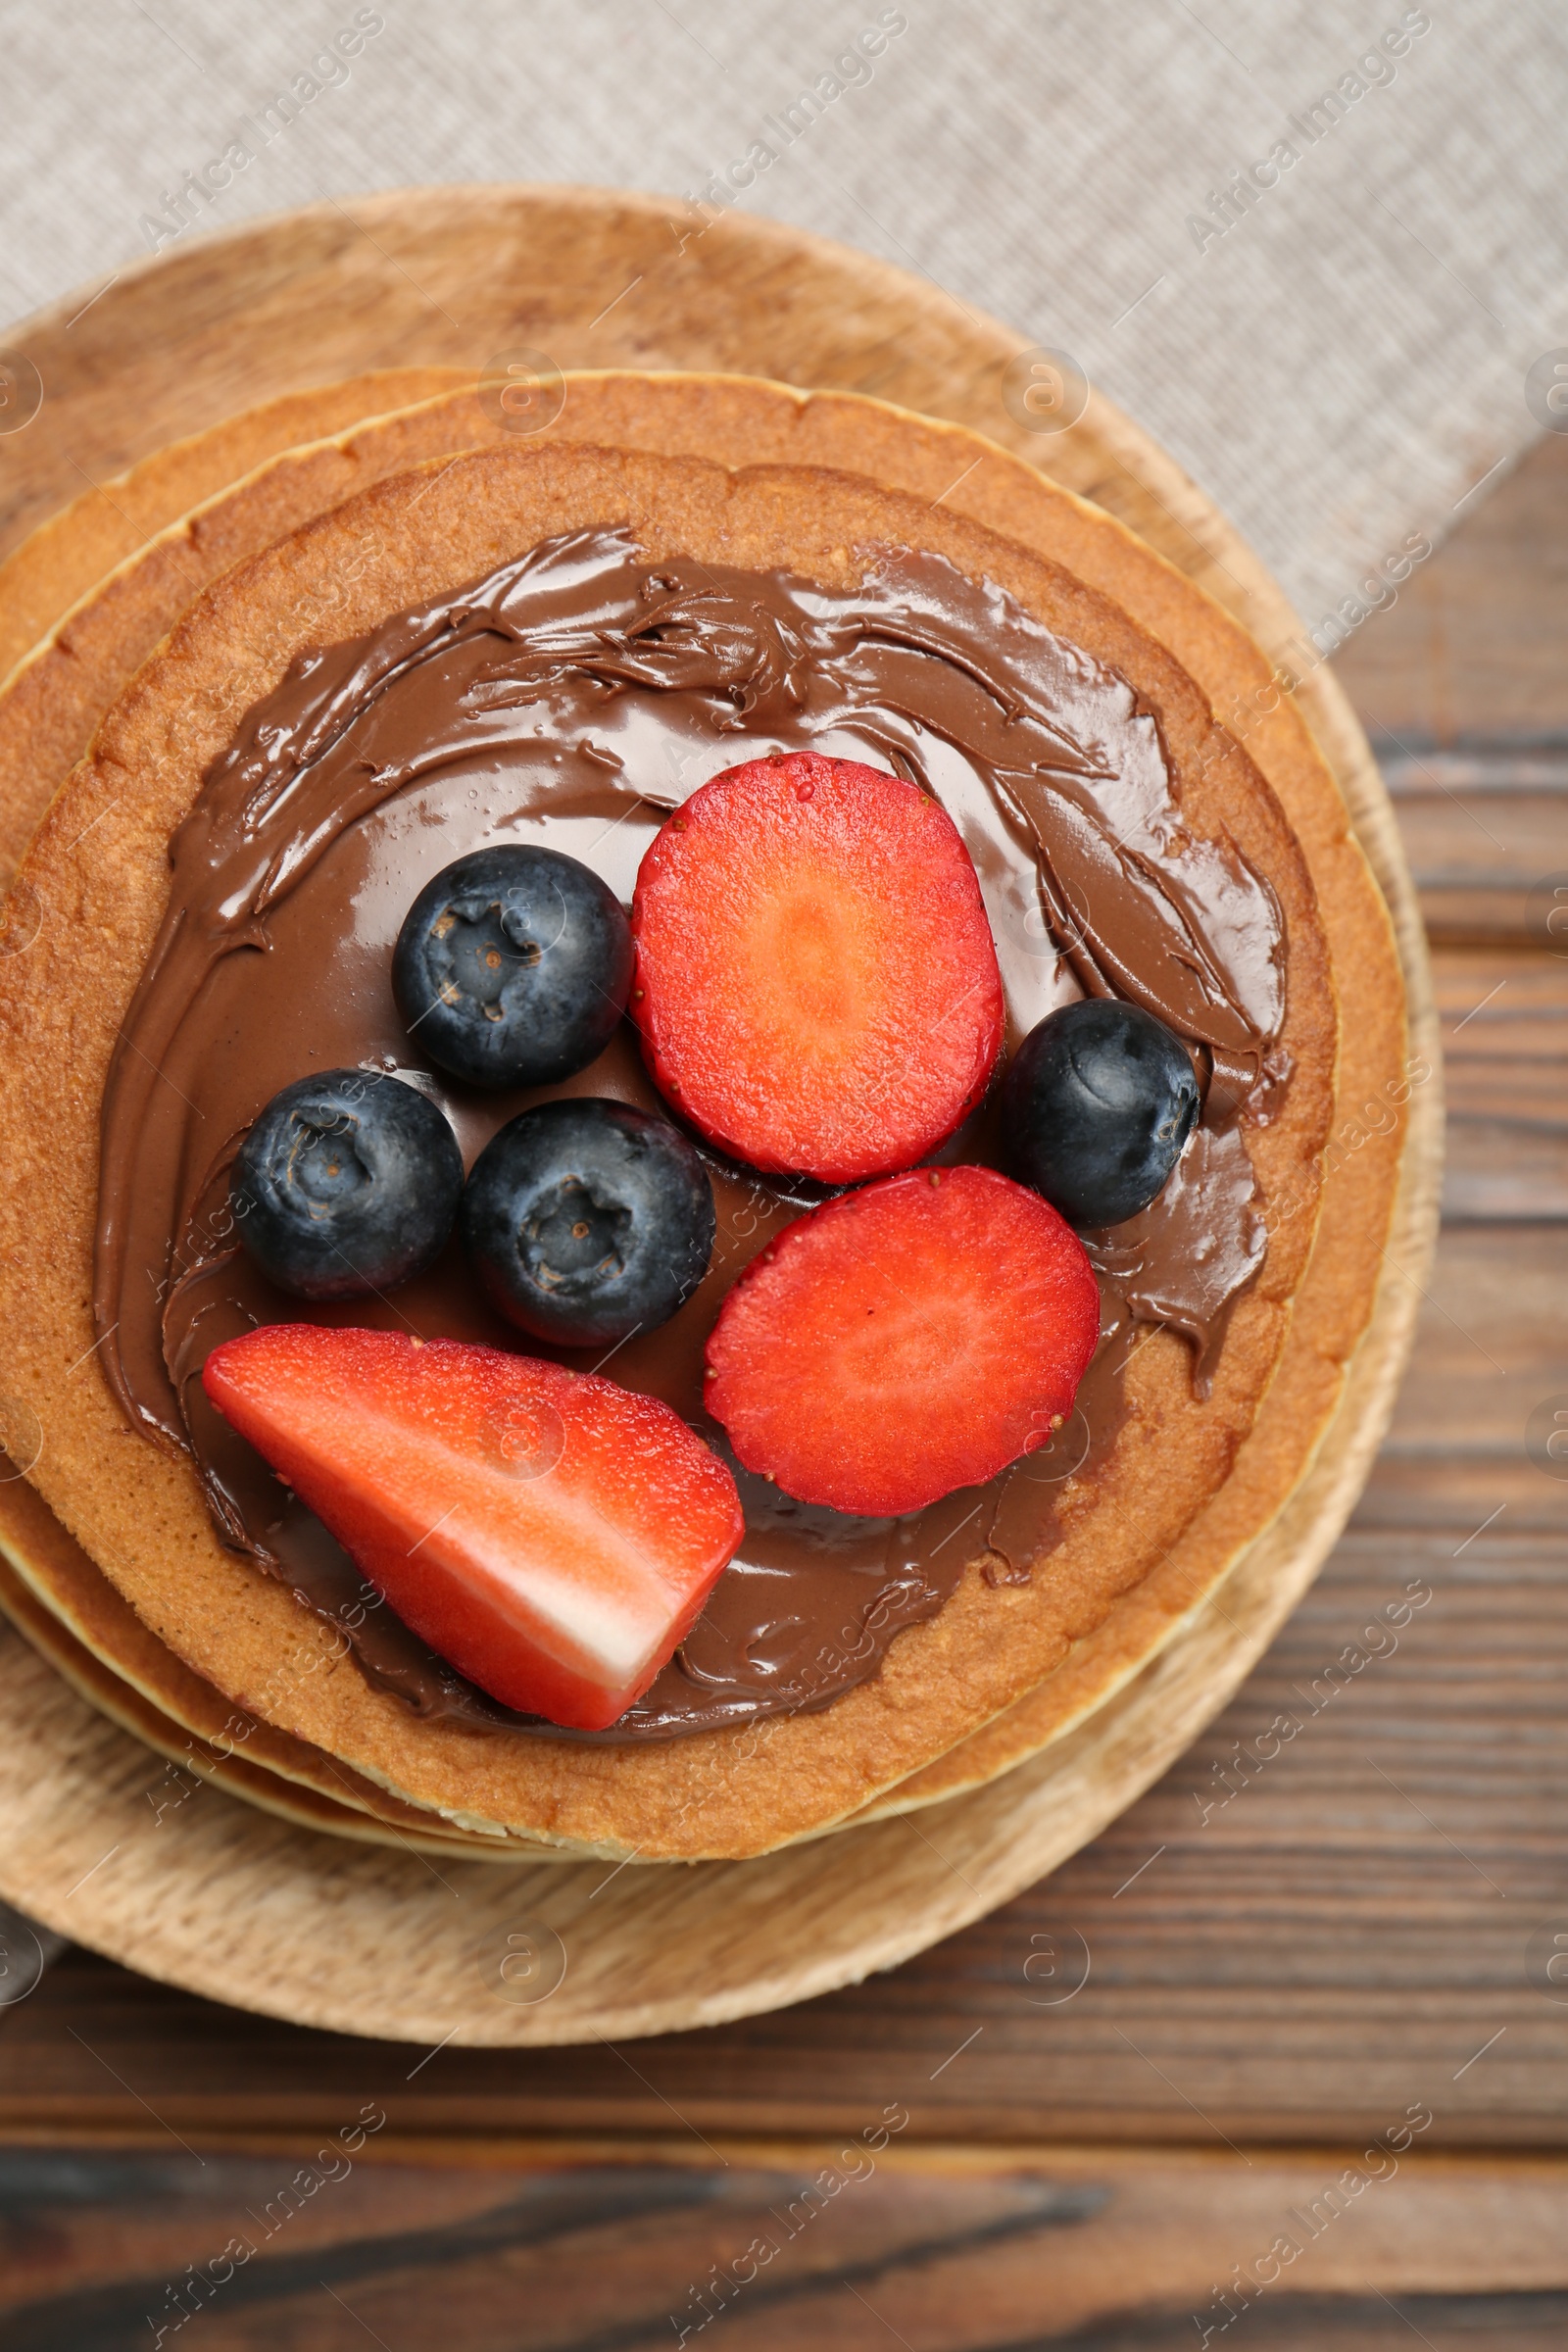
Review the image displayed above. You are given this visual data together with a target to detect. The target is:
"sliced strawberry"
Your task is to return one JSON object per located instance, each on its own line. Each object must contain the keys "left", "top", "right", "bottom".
{"left": 202, "top": 1327, "right": 743, "bottom": 1732}
{"left": 705, "top": 1165, "right": 1101, "bottom": 1516}
{"left": 631, "top": 753, "right": 1004, "bottom": 1181}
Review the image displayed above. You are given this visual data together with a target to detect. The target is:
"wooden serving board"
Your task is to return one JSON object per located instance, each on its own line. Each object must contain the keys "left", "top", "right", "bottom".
{"left": 0, "top": 187, "right": 1440, "bottom": 2043}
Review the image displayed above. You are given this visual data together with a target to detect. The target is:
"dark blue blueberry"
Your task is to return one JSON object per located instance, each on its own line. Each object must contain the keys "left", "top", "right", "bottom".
{"left": 392, "top": 846, "right": 632, "bottom": 1091}
{"left": 462, "top": 1098, "right": 714, "bottom": 1347}
{"left": 1001, "top": 999, "right": 1200, "bottom": 1228}
{"left": 231, "top": 1070, "right": 464, "bottom": 1300}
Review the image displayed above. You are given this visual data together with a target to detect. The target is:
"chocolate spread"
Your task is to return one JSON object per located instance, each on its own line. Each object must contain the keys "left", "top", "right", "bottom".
{"left": 93, "top": 532, "right": 1283, "bottom": 1740}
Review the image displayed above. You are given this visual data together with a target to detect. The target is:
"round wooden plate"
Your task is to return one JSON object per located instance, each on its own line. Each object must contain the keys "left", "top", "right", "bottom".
{"left": 0, "top": 187, "right": 1440, "bottom": 2041}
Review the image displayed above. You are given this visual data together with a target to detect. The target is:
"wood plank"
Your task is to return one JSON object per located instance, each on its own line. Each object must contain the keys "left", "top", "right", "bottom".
{"left": 1375, "top": 750, "right": 1568, "bottom": 946}
{"left": 3, "top": 2142, "right": 1568, "bottom": 2349}
{"left": 1376, "top": 1222, "right": 1568, "bottom": 1435}
{"left": 1404, "top": 946, "right": 1568, "bottom": 1221}
{"left": 1331, "top": 431, "right": 1568, "bottom": 745}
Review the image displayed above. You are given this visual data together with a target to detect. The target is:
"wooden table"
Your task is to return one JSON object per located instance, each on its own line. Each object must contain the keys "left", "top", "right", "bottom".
{"left": 2, "top": 434, "right": 1566, "bottom": 2349}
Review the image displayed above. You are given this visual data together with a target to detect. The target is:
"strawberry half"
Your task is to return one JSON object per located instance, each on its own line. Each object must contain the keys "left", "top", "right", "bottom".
{"left": 704, "top": 1165, "right": 1101, "bottom": 1516}
{"left": 631, "top": 753, "right": 1004, "bottom": 1181}
{"left": 203, "top": 1327, "right": 743, "bottom": 1732}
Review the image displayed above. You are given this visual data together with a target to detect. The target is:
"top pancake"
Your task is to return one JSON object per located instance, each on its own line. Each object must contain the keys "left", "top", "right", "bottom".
{"left": 0, "top": 379, "right": 1408, "bottom": 1846}
{"left": 0, "top": 426, "right": 1350, "bottom": 1858}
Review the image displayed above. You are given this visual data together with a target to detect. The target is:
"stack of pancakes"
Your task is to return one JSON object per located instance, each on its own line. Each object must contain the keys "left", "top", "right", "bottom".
{"left": 0, "top": 371, "right": 1409, "bottom": 1862}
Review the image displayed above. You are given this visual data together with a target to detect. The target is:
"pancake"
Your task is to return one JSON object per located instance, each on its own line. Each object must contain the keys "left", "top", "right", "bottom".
{"left": 0, "top": 376, "right": 1409, "bottom": 1854}
{"left": 0, "top": 430, "right": 1353, "bottom": 1858}
{"left": 0, "top": 380, "right": 1400, "bottom": 1853}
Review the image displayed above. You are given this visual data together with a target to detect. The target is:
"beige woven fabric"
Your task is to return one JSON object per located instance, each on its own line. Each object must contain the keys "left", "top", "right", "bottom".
{"left": 0, "top": 1, "right": 1562, "bottom": 652}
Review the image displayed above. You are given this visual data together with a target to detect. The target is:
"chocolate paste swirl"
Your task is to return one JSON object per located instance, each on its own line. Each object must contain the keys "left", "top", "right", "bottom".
{"left": 94, "top": 533, "right": 1282, "bottom": 1740}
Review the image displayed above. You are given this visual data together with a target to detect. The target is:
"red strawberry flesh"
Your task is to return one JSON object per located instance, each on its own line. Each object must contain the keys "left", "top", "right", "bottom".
{"left": 704, "top": 1165, "right": 1102, "bottom": 1516}
{"left": 202, "top": 1327, "right": 744, "bottom": 1731}
{"left": 630, "top": 752, "right": 1004, "bottom": 1181}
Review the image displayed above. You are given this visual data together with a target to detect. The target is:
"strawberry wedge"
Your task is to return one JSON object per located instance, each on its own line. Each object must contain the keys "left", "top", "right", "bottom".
{"left": 203, "top": 1327, "right": 743, "bottom": 1731}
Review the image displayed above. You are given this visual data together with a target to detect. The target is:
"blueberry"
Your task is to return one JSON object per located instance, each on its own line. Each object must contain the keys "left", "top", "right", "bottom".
{"left": 231, "top": 1070, "right": 464, "bottom": 1299}
{"left": 463, "top": 1099, "right": 715, "bottom": 1347}
{"left": 1001, "top": 999, "right": 1200, "bottom": 1228}
{"left": 393, "top": 846, "right": 632, "bottom": 1090}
